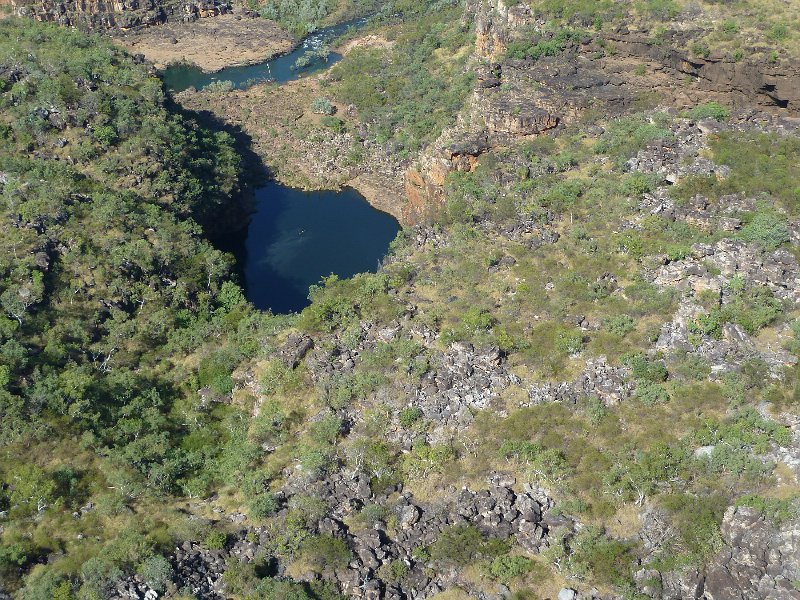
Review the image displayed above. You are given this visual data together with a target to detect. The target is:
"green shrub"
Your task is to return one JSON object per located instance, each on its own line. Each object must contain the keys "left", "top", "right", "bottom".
{"left": 399, "top": 406, "right": 423, "bottom": 428}
{"left": 295, "top": 442, "right": 336, "bottom": 476}
{"left": 300, "top": 535, "right": 352, "bottom": 573}
{"left": 461, "top": 306, "right": 497, "bottom": 331}
{"left": 565, "top": 526, "right": 636, "bottom": 586}
{"left": 721, "top": 20, "right": 739, "bottom": 34}
{"left": 487, "top": 555, "right": 534, "bottom": 582}
{"left": 20, "top": 576, "right": 72, "bottom": 600}
{"left": 658, "top": 494, "right": 726, "bottom": 565}
{"left": 204, "top": 530, "right": 228, "bottom": 550}
{"left": 623, "top": 353, "right": 668, "bottom": 383}
{"left": 204, "top": 80, "right": 235, "bottom": 93}
{"left": 324, "top": 371, "right": 386, "bottom": 409}
{"left": 0, "top": 542, "right": 32, "bottom": 571}
{"left": 669, "top": 353, "right": 711, "bottom": 381}
{"left": 357, "top": 503, "right": 388, "bottom": 527}
{"left": 499, "top": 438, "right": 572, "bottom": 481}
{"left": 377, "top": 559, "right": 409, "bottom": 583}
{"left": 320, "top": 116, "right": 345, "bottom": 133}
{"left": 258, "top": 0, "right": 335, "bottom": 36}
{"left": 643, "top": 0, "right": 679, "bottom": 19}
{"left": 249, "top": 493, "right": 279, "bottom": 519}
{"left": 594, "top": 114, "right": 674, "bottom": 163}
{"left": 584, "top": 396, "right": 609, "bottom": 424}
{"left": 688, "top": 280, "right": 783, "bottom": 338}
{"left": 767, "top": 23, "right": 789, "bottom": 42}
{"left": 79, "top": 557, "right": 124, "bottom": 598}
{"left": 505, "top": 28, "right": 584, "bottom": 61}
{"left": 555, "top": 328, "right": 585, "bottom": 355}
{"left": 736, "top": 494, "right": 798, "bottom": 525}
{"left": 635, "top": 382, "right": 670, "bottom": 405}
{"left": 498, "top": 440, "right": 543, "bottom": 462}
{"left": 739, "top": 211, "right": 790, "bottom": 250}
{"left": 539, "top": 0, "right": 618, "bottom": 24}
{"left": 691, "top": 42, "right": 710, "bottom": 58}
{"left": 198, "top": 350, "right": 239, "bottom": 395}
{"left": 92, "top": 124, "right": 117, "bottom": 146}
{"left": 312, "top": 96, "right": 336, "bottom": 116}
{"left": 622, "top": 172, "right": 661, "bottom": 196}
{"left": 250, "top": 400, "right": 288, "bottom": 445}
{"left": 402, "top": 442, "right": 455, "bottom": 478}
{"left": 603, "top": 314, "right": 635, "bottom": 336}
{"left": 603, "top": 442, "right": 692, "bottom": 501}
{"left": 430, "top": 526, "right": 507, "bottom": 565}
{"left": 694, "top": 408, "right": 791, "bottom": 452}
{"left": 709, "top": 132, "right": 800, "bottom": 215}
{"left": 685, "top": 102, "right": 730, "bottom": 122}
{"left": 136, "top": 555, "right": 173, "bottom": 592}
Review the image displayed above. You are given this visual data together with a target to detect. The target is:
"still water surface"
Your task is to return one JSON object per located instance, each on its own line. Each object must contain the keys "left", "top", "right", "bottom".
{"left": 220, "top": 182, "right": 400, "bottom": 314}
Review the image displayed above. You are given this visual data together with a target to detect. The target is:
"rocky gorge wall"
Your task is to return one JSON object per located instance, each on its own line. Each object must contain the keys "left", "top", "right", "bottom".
{"left": 404, "top": 0, "right": 800, "bottom": 216}
{"left": 3, "top": 0, "right": 230, "bottom": 29}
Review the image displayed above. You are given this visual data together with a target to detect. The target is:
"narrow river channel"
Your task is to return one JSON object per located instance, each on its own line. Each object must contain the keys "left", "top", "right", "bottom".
{"left": 162, "top": 18, "right": 366, "bottom": 92}
{"left": 216, "top": 183, "right": 400, "bottom": 314}
{"left": 162, "top": 20, "right": 400, "bottom": 313}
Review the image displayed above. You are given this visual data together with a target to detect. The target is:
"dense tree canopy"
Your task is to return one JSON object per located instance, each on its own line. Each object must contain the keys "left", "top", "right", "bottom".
{"left": 0, "top": 20, "right": 256, "bottom": 591}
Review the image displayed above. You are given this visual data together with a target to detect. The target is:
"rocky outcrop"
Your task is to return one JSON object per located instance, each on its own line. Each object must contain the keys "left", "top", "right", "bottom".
{"left": 466, "top": 0, "right": 538, "bottom": 61}
{"left": 468, "top": 0, "right": 800, "bottom": 113}
{"left": 112, "top": 13, "right": 295, "bottom": 72}
{"left": 404, "top": 130, "right": 490, "bottom": 223}
{"left": 107, "top": 479, "right": 556, "bottom": 600}
{"left": 604, "top": 32, "right": 800, "bottom": 112}
{"left": 403, "top": 0, "right": 798, "bottom": 211}
{"left": 411, "top": 341, "right": 519, "bottom": 435}
{"left": 278, "top": 333, "right": 314, "bottom": 369}
{"left": 638, "top": 506, "right": 800, "bottom": 600}
{"left": 704, "top": 507, "right": 800, "bottom": 599}
{"left": 6, "top": 0, "right": 230, "bottom": 30}
{"left": 525, "top": 357, "right": 632, "bottom": 407}
{"left": 650, "top": 240, "right": 800, "bottom": 305}
{"left": 648, "top": 239, "right": 800, "bottom": 379}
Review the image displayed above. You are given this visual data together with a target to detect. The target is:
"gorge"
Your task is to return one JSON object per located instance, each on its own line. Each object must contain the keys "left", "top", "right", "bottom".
{"left": 3, "top": 1, "right": 800, "bottom": 599}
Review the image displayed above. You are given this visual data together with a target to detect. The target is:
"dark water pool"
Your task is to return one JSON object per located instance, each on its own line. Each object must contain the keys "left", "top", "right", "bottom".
{"left": 162, "top": 18, "right": 365, "bottom": 92}
{"left": 220, "top": 182, "right": 400, "bottom": 314}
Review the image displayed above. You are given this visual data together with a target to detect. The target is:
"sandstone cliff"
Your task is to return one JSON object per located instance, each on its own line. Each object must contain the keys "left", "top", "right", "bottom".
{"left": 4, "top": 0, "right": 230, "bottom": 29}
{"left": 404, "top": 0, "right": 800, "bottom": 216}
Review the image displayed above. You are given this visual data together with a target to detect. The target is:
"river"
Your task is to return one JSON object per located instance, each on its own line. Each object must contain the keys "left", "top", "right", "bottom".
{"left": 164, "top": 17, "right": 400, "bottom": 314}
{"left": 162, "top": 18, "right": 366, "bottom": 92}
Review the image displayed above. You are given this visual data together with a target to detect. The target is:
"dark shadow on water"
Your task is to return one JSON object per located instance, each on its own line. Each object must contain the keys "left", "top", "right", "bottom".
{"left": 216, "top": 182, "right": 400, "bottom": 314}
{"left": 166, "top": 96, "right": 268, "bottom": 250}
{"left": 162, "top": 15, "right": 398, "bottom": 315}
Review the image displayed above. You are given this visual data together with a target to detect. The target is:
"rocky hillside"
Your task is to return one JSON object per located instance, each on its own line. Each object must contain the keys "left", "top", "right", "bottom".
{"left": 407, "top": 0, "right": 800, "bottom": 218}
{"left": 3, "top": 1, "right": 800, "bottom": 600}
{"left": 95, "top": 107, "right": 800, "bottom": 600}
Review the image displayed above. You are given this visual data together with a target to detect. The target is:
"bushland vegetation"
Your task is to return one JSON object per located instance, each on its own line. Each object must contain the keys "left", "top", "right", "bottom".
{"left": 2, "top": 5, "right": 800, "bottom": 599}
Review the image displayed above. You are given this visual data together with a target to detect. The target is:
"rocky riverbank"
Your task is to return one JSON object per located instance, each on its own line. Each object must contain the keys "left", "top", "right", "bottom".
{"left": 174, "top": 73, "right": 412, "bottom": 224}
{"left": 113, "top": 12, "right": 294, "bottom": 72}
